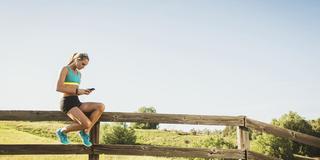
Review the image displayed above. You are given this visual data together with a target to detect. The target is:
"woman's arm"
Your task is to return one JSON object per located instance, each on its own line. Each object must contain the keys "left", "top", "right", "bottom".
{"left": 56, "top": 67, "right": 77, "bottom": 94}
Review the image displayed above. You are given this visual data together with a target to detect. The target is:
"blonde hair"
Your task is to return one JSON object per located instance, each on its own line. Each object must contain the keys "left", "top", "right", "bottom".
{"left": 68, "top": 53, "right": 89, "bottom": 65}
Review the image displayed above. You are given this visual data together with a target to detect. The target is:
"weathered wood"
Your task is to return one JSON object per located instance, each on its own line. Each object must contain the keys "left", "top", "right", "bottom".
{"left": 0, "top": 144, "right": 245, "bottom": 159}
{"left": 89, "top": 122, "right": 100, "bottom": 160}
{"left": 0, "top": 111, "right": 245, "bottom": 126}
{"left": 90, "top": 122, "right": 100, "bottom": 145}
{"left": 94, "top": 144, "right": 245, "bottom": 159}
{"left": 0, "top": 144, "right": 92, "bottom": 155}
{"left": 101, "top": 112, "right": 245, "bottom": 126}
{"left": 246, "top": 118, "right": 320, "bottom": 148}
{"left": 0, "top": 110, "right": 69, "bottom": 121}
{"left": 0, "top": 144, "right": 284, "bottom": 160}
{"left": 1, "top": 110, "right": 319, "bottom": 160}
{"left": 293, "top": 154, "right": 320, "bottom": 160}
{"left": 237, "top": 126, "right": 250, "bottom": 150}
{"left": 247, "top": 151, "right": 281, "bottom": 160}
{"left": 237, "top": 126, "right": 250, "bottom": 159}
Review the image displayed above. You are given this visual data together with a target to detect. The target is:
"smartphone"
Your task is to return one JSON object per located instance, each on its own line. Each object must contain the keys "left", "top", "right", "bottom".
{"left": 88, "top": 88, "right": 95, "bottom": 91}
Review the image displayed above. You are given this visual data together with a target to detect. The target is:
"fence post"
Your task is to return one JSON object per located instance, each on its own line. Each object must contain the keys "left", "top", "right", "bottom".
{"left": 89, "top": 122, "right": 100, "bottom": 160}
{"left": 237, "top": 126, "right": 250, "bottom": 160}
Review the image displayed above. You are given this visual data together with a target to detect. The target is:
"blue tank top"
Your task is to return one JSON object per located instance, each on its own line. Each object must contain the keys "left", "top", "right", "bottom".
{"left": 64, "top": 66, "right": 81, "bottom": 85}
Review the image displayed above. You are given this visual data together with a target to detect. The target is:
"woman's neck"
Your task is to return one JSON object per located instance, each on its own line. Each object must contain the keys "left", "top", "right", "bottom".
{"left": 69, "top": 64, "right": 77, "bottom": 71}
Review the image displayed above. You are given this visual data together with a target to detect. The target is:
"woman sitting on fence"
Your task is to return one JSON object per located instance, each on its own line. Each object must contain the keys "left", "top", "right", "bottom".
{"left": 55, "top": 53, "right": 105, "bottom": 147}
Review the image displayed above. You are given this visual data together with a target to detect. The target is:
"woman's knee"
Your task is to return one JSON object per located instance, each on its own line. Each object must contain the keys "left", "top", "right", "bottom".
{"left": 98, "top": 103, "right": 105, "bottom": 112}
{"left": 82, "top": 120, "right": 92, "bottom": 129}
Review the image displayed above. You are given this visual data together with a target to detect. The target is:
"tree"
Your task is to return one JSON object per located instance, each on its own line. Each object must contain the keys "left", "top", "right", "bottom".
{"left": 272, "top": 111, "right": 318, "bottom": 156}
{"left": 251, "top": 111, "right": 320, "bottom": 158}
{"left": 309, "top": 118, "right": 320, "bottom": 137}
{"left": 308, "top": 118, "right": 320, "bottom": 156}
{"left": 131, "top": 106, "right": 159, "bottom": 129}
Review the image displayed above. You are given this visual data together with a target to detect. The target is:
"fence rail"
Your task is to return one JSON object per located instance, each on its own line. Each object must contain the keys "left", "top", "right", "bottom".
{"left": 0, "top": 110, "right": 245, "bottom": 126}
{"left": 1, "top": 110, "right": 319, "bottom": 160}
{"left": 0, "top": 144, "right": 245, "bottom": 159}
{"left": 246, "top": 118, "right": 320, "bottom": 148}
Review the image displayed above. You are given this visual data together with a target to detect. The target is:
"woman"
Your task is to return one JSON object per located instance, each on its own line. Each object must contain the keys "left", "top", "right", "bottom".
{"left": 56, "top": 53, "right": 105, "bottom": 147}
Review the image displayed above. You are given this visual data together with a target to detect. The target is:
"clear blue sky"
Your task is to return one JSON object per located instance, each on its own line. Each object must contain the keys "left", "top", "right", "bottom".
{"left": 1, "top": 1, "right": 319, "bottom": 130}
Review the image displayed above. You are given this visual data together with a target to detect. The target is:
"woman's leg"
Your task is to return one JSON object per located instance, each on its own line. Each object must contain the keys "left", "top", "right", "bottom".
{"left": 61, "top": 107, "right": 92, "bottom": 133}
{"left": 79, "top": 102, "right": 105, "bottom": 134}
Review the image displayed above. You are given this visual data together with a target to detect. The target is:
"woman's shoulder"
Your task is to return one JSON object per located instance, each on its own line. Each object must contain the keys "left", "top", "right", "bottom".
{"left": 60, "top": 66, "right": 70, "bottom": 73}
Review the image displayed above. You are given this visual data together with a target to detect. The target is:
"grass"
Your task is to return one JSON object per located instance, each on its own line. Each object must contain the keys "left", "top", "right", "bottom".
{"left": 0, "top": 121, "right": 189, "bottom": 160}
{"left": 0, "top": 124, "right": 57, "bottom": 144}
{"left": 0, "top": 126, "right": 88, "bottom": 160}
{"left": 135, "top": 129, "right": 205, "bottom": 147}
{"left": 0, "top": 121, "right": 82, "bottom": 143}
{"left": 0, "top": 121, "right": 238, "bottom": 159}
{"left": 0, "top": 121, "right": 235, "bottom": 148}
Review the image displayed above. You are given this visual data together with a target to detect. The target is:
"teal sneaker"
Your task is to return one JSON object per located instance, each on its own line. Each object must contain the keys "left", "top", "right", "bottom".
{"left": 79, "top": 130, "right": 92, "bottom": 147}
{"left": 56, "top": 128, "right": 70, "bottom": 144}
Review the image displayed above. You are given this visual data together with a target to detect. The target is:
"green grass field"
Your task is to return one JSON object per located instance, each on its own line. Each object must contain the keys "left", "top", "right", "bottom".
{"left": 0, "top": 121, "right": 233, "bottom": 148}
{"left": 0, "top": 121, "right": 196, "bottom": 160}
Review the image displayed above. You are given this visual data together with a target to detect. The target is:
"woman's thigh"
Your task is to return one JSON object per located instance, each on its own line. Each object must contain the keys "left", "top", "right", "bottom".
{"left": 66, "top": 107, "right": 91, "bottom": 126}
{"left": 79, "top": 102, "right": 105, "bottom": 113}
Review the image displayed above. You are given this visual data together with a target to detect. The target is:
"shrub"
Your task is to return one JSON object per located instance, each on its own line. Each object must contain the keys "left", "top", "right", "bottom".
{"left": 101, "top": 123, "right": 136, "bottom": 144}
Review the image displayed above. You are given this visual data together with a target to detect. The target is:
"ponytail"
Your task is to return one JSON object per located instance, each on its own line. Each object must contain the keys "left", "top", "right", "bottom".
{"left": 68, "top": 53, "right": 78, "bottom": 65}
{"left": 67, "top": 52, "right": 89, "bottom": 65}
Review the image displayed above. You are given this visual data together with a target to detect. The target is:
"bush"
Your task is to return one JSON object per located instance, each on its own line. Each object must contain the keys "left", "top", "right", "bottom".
{"left": 131, "top": 106, "right": 159, "bottom": 129}
{"left": 251, "top": 133, "right": 294, "bottom": 159}
{"left": 101, "top": 123, "right": 136, "bottom": 144}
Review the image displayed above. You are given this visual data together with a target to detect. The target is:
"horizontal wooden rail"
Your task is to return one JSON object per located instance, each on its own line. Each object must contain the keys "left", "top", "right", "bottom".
{"left": 246, "top": 118, "right": 320, "bottom": 148}
{"left": 0, "top": 144, "right": 92, "bottom": 154}
{"left": 0, "top": 110, "right": 69, "bottom": 121}
{"left": 0, "top": 110, "right": 245, "bottom": 126}
{"left": 293, "top": 154, "right": 320, "bottom": 160}
{"left": 94, "top": 144, "right": 244, "bottom": 159}
{"left": 102, "top": 112, "right": 244, "bottom": 126}
{"left": 0, "top": 144, "right": 245, "bottom": 159}
{"left": 1, "top": 110, "right": 319, "bottom": 160}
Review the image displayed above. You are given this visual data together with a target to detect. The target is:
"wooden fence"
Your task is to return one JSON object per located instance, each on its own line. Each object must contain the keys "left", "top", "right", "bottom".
{"left": 0, "top": 110, "right": 319, "bottom": 160}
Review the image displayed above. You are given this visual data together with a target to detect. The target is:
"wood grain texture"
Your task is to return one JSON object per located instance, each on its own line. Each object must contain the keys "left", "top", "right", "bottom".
{"left": 0, "top": 144, "right": 92, "bottom": 155}
{"left": 89, "top": 123, "right": 100, "bottom": 160}
{"left": 94, "top": 144, "right": 245, "bottom": 159}
{"left": 246, "top": 118, "right": 320, "bottom": 148}
{"left": 237, "top": 126, "right": 250, "bottom": 150}
{"left": 0, "top": 110, "right": 245, "bottom": 126}
{"left": 0, "top": 144, "right": 245, "bottom": 159}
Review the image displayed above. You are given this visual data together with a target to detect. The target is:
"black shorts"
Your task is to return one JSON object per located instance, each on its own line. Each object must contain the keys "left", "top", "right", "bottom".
{"left": 60, "top": 96, "right": 82, "bottom": 114}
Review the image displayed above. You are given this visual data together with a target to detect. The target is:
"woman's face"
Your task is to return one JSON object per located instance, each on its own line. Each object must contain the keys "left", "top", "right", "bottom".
{"left": 76, "top": 58, "right": 89, "bottom": 70}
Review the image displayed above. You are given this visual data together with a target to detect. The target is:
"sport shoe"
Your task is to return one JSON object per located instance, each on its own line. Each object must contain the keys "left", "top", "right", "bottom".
{"left": 79, "top": 130, "right": 92, "bottom": 147}
{"left": 56, "top": 128, "right": 70, "bottom": 144}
